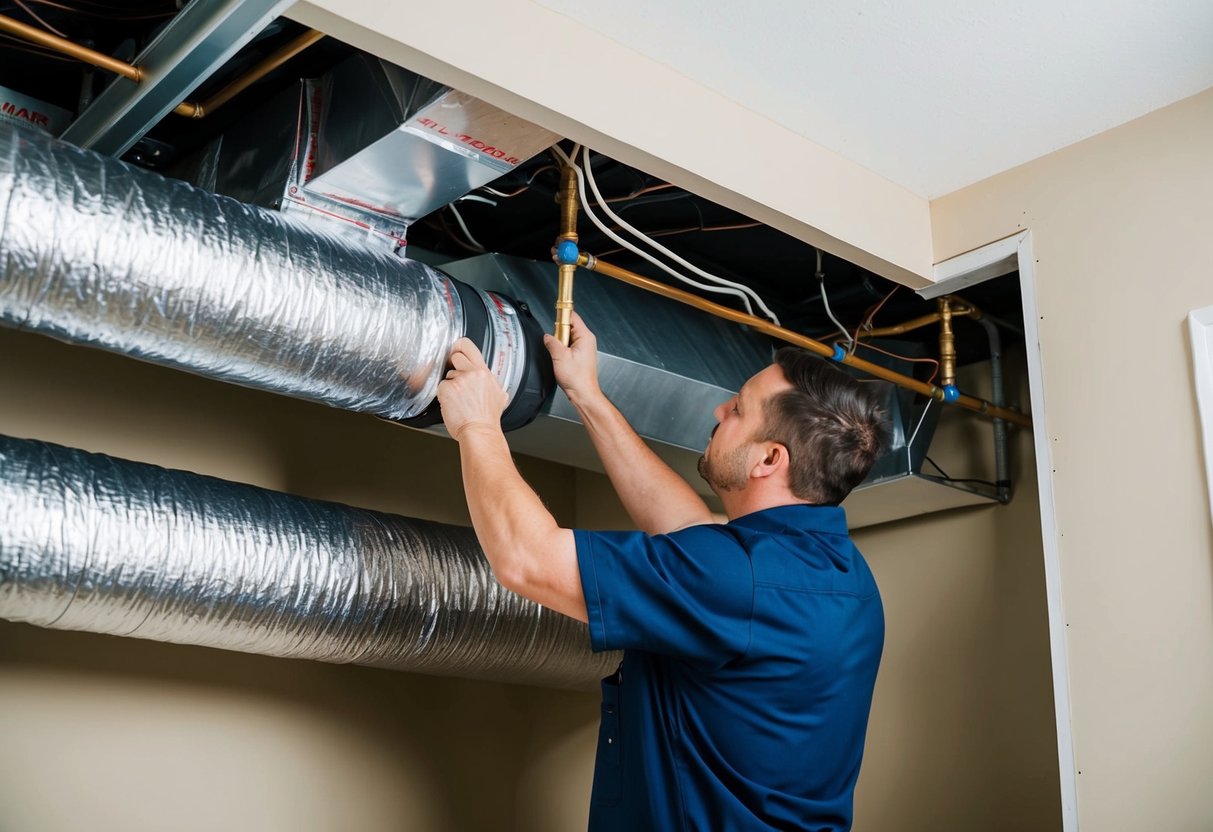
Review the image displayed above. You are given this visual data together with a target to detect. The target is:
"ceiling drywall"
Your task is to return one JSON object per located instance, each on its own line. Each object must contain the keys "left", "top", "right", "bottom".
{"left": 536, "top": 0, "right": 1213, "bottom": 198}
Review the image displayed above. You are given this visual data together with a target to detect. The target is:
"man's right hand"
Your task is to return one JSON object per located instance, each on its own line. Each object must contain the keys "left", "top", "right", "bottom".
{"left": 543, "top": 311, "right": 602, "bottom": 407}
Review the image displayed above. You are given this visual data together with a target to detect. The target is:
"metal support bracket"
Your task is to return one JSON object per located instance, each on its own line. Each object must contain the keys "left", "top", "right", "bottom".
{"left": 59, "top": 0, "right": 293, "bottom": 157}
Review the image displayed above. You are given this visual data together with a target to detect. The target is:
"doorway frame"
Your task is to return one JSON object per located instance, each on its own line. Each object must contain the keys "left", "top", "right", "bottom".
{"left": 924, "top": 230, "right": 1078, "bottom": 832}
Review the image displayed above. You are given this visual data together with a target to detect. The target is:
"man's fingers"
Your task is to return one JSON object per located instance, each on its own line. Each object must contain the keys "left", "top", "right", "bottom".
{"left": 568, "top": 311, "right": 595, "bottom": 347}
{"left": 449, "top": 337, "right": 487, "bottom": 368}
{"left": 544, "top": 332, "right": 569, "bottom": 359}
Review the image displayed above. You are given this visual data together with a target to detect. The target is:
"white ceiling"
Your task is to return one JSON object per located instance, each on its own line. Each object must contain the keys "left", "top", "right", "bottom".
{"left": 536, "top": 0, "right": 1213, "bottom": 198}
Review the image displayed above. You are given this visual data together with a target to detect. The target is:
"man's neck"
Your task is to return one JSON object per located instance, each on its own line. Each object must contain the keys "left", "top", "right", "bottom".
{"left": 721, "top": 486, "right": 808, "bottom": 521}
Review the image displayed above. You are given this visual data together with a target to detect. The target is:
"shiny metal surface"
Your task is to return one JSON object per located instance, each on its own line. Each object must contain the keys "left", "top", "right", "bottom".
{"left": 849, "top": 385, "right": 1000, "bottom": 527}
{"left": 442, "top": 253, "right": 773, "bottom": 453}
{"left": 0, "top": 433, "right": 616, "bottom": 689}
{"left": 59, "top": 0, "right": 292, "bottom": 156}
{"left": 0, "top": 122, "right": 465, "bottom": 420}
{"left": 435, "top": 253, "right": 1001, "bottom": 525}
{"left": 0, "top": 84, "right": 72, "bottom": 136}
{"left": 299, "top": 62, "right": 561, "bottom": 223}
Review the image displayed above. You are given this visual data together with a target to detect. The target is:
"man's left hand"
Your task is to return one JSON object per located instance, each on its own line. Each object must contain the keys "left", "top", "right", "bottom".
{"left": 437, "top": 338, "right": 508, "bottom": 441}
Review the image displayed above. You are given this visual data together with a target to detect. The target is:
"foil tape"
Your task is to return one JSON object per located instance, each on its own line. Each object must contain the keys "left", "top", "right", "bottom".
{"left": 0, "top": 433, "right": 618, "bottom": 690}
{"left": 0, "top": 121, "right": 462, "bottom": 421}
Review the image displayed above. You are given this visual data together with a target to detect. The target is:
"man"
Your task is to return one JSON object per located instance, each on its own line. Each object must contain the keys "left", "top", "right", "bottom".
{"left": 436, "top": 311, "right": 889, "bottom": 831}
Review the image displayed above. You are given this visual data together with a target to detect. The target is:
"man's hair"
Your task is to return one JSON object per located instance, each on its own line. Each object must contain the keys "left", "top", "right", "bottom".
{"left": 760, "top": 348, "right": 891, "bottom": 505}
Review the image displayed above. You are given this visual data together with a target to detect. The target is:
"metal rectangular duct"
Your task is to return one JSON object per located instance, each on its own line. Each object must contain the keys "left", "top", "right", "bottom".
{"left": 845, "top": 388, "right": 1000, "bottom": 528}
{"left": 0, "top": 85, "right": 72, "bottom": 136}
{"left": 437, "top": 253, "right": 772, "bottom": 496}
{"left": 428, "top": 253, "right": 1001, "bottom": 526}
{"left": 176, "top": 54, "right": 560, "bottom": 248}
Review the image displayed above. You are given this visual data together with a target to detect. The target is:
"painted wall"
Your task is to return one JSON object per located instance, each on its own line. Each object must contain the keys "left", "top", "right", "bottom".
{"left": 0, "top": 323, "right": 1062, "bottom": 830}
{"left": 931, "top": 88, "right": 1213, "bottom": 831}
{"left": 854, "top": 354, "right": 1061, "bottom": 831}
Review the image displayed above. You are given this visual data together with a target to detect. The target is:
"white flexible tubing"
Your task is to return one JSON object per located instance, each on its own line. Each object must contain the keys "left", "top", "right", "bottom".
{"left": 582, "top": 149, "right": 781, "bottom": 325}
{"left": 447, "top": 203, "right": 486, "bottom": 252}
{"left": 816, "top": 248, "right": 851, "bottom": 345}
{"left": 551, "top": 146, "right": 760, "bottom": 316}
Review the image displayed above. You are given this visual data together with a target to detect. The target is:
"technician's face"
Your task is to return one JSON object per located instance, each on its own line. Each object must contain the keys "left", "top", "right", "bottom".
{"left": 698, "top": 365, "right": 791, "bottom": 492}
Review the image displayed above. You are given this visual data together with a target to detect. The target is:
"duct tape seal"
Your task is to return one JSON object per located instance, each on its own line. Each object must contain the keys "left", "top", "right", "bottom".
{"left": 400, "top": 277, "right": 554, "bottom": 432}
{"left": 500, "top": 299, "right": 555, "bottom": 431}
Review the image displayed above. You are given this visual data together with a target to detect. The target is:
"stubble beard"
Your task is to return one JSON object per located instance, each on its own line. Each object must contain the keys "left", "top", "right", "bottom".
{"left": 697, "top": 441, "right": 751, "bottom": 493}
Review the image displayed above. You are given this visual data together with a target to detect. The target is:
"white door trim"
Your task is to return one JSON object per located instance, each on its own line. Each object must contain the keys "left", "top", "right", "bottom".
{"left": 1186, "top": 306, "right": 1213, "bottom": 525}
{"left": 926, "top": 231, "right": 1079, "bottom": 832}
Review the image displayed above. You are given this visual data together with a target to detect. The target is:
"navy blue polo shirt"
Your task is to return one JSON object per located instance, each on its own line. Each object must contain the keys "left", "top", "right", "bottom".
{"left": 575, "top": 504, "right": 883, "bottom": 832}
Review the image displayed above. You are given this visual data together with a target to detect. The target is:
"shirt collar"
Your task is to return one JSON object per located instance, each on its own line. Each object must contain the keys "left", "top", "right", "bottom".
{"left": 727, "top": 503, "right": 849, "bottom": 536}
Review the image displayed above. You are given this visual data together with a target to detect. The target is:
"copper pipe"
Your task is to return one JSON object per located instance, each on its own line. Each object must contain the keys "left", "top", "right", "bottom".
{"left": 0, "top": 14, "right": 323, "bottom": 121}
{"left": 859, "top": 301, "right": 979, "bottom": 339}
{"left": 577, "top": 253, "right": 1032, "bottom": 429}
{"left": 938, "top": 297, "right": 958, "bottom": 389}
{"left": 861, "top": 311, "right": 942, "bottom": 339}
{"left": 0, "top": 13, "right": 142, "bottom": 81}
{"left": 173, "top": 29, "right": 324, "bottom": 119}
{"left": 553, "top": 164, "right": 579, "bottom": 345}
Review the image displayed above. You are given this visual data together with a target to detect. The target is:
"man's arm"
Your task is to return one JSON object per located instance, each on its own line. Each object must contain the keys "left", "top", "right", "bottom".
{"left": 545, "top": 313, "right": 716, "bottom": 535}
{"left": 437, "top": 339, "right": 587, "bottom": 623}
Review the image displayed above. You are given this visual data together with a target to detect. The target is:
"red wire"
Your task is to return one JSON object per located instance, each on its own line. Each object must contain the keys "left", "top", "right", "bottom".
{"left": 12, "top": 0, "right": 69, "bottom": 37}
{"left": 850, "top": 340, "right": 940, "bottom": 385}
{"left": 849, "top": 285, "right": 899, "bottom": 355}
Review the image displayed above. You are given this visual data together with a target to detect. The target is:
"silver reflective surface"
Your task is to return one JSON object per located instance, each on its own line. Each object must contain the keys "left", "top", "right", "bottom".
{"left": 442, "top": 254, "right": 773, "bottom": 452}
{"left": 300, "top": 63, "right": 561, "bottom": 223}
{"left": 0, "top": 433, "right": 616, "bottom": 690}
{"left": 0, "top": 122, "right": 461, "bottom": 420}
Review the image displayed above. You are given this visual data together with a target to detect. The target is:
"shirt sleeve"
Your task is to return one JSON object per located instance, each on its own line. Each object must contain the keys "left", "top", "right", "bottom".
{"left": 575, "top": 524, "right": 755, "bottom": 668}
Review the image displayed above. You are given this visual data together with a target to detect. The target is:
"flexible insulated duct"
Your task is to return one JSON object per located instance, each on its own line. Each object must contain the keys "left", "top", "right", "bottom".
{"left": 0, "top": 121, "right": 552, "bottom": 430}
{"left": 0, "top": 432, "right": 616, "bottom": 689}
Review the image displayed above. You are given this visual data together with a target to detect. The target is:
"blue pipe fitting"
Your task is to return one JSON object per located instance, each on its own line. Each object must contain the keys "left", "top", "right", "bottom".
{"left": 830, "top": 344, "right": 847, "bottom": 363}
{"left": 942, "top": 384, "right": 960, "bottom": 402}
{"left": 555, "top": 240, "right": 580, "bottom": 265}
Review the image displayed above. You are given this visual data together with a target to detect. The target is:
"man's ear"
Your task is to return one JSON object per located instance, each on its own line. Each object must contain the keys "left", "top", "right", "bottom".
{"left": 750, "top": 442, "right": 789, "bottom": 480}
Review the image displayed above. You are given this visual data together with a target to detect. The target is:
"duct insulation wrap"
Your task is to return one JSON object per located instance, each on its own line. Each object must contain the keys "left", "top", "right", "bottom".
{"left": 0, "top": 121, "right": 551, "bottom": 426}
{"left": 0, "top": 433, "right": 618, "bottom": 690}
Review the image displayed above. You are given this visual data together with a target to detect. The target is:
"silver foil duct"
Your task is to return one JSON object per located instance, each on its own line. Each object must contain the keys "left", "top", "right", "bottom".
{"left": 0, "top": 433, "right": 617, "bottom": 690}
{"left": 0, "top": 121, "right": 462, "bottom": 421}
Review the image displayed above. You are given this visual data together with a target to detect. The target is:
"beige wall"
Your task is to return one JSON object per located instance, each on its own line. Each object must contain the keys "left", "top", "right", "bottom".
{"left": 0, "top": 324, "right": 1061, "bottom": 829}
{"left": 931, "top": 88, "right": 1213, "bottom": 831}
{"left": 854, "top": 354, "right": 1060, "bottom": 831}
{"left": 0, "top": 327, "right": 598, "bottom": 832}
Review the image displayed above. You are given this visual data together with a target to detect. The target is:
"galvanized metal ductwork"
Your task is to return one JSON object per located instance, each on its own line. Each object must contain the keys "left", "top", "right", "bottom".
{"left": 0, "top": 121, "right": 552, "bottom": 430}
{"left": 0, "top": 432, "right": 616, "bottom": 689}
{"left": 182, "top": 53, "right": 562, "bottom": 249}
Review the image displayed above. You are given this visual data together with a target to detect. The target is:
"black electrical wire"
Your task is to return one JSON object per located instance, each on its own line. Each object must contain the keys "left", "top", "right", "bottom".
{"left": 924, "top": 456, "right": 1000, "bottom": 489}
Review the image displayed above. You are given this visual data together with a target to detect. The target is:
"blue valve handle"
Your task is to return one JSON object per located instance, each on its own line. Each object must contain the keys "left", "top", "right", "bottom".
{"left": 555, "top": 240, "right": 580, "bottom": 265}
